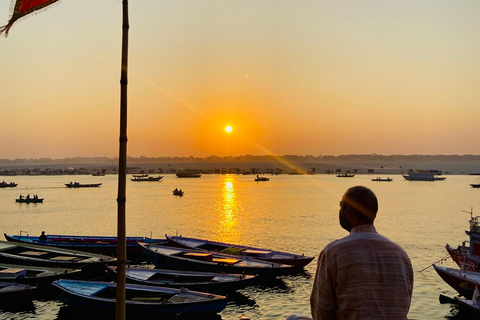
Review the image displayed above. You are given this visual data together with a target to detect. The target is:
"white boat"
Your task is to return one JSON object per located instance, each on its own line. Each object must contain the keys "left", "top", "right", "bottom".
{"left": 402, "top": 170, "right": 445, "bottom": 181}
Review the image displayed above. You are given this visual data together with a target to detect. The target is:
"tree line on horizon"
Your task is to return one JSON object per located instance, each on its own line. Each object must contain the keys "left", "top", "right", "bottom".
{"left": 1, "top": 154, "right": 480, "bottom": 166}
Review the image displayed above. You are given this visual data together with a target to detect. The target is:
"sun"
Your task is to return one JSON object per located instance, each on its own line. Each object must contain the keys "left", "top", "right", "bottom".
{"left": 225, "top": 126, "right": 233, "bottom": 133}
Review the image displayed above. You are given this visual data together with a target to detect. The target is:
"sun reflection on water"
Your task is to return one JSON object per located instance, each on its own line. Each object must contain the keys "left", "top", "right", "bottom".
{"left": 216, "top": 175, "right": 243, "bottom": 244}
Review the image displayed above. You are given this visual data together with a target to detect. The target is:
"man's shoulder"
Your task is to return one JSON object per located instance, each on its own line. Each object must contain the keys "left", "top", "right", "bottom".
{"left": 323, "top": 231, "right": 403, "bottom": 254}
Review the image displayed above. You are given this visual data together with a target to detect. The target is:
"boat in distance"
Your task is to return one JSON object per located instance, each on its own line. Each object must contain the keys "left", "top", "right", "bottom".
{"left": 130, "top": 174, "right": 163, "bottom": 182}
{"left": 433, "top": 264, "right": 480, "bottom": 299}
{"left": 16, "top": 197, "right": 43, "bottom": 203}
{"left": 65, "top": 182, "right": 102, "bottom": 188}
{"left": 402, "top": 170, "right": 446, "bottom": 181}
{"left": 166, "top": 234, "right": 314, "bottom": 268}
{"left": 176, "top": 172, "right": 201, "bottom": 178}
{"left": 255, "top": 175, "right": 269, "bottom": 181}
{"left": 336, "top": 173, "right": 355, "bottom": 178}
{"left": 138, "top": 242, "right": 296, "bottom": 276}
{"left": 52, "top": 279, "right": 228, "bottom": 316}
{"left": 0, "top": 262, "right": 82, "bottom": 287}
{"left": 0, "top": 240, "right": 116, "bottom": 271}
{"left": 107, "top": 266, "right": 257, "bottom": 294}
{"left": 172, "top": 188, "right": 184, "bottom": 196}
{"left": 0, "top": 181, "right": 17, "bottom": 188}
{"left": 371, "top": 177, "right": 392, "bottom": 182}
{"left": 4, "top": 233, "right": 165, "bottom": 262}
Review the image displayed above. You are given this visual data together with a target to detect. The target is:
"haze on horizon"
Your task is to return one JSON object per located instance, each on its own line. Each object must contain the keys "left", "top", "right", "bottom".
{"left": 1, "top": 1, "right": 479, "bottom": 160}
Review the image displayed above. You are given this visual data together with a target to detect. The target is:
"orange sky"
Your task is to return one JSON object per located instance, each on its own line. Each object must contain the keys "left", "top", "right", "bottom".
{"left": 1, "top": 1, "right": 480, "bottom": 159}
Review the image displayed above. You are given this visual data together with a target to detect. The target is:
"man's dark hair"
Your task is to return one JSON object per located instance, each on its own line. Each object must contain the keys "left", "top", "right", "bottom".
{"left": 344, "top": 186, "right": 378, "bottom": 223}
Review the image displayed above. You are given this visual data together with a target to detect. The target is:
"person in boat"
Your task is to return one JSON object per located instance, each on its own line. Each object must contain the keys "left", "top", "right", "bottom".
{"left": 299, "top": 186, "right": 413, "bottom": 320}
{"left": 39, "top": 231, "right": 47, "bottom": 241}
{"left": 19, "top": 194, "right": 23, "bottom": 199}
{"left": 26, "top": 194, "right": 30, "bottom": 199}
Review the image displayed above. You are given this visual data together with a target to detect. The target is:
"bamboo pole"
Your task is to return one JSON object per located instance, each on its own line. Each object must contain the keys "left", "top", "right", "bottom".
{"left": 116, "top": 1, "right": 129, "bottom": 319}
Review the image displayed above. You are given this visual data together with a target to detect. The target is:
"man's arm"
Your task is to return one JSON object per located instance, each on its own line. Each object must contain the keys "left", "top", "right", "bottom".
{"left": 310, "top": 249, "right": 336, "bottom": 320}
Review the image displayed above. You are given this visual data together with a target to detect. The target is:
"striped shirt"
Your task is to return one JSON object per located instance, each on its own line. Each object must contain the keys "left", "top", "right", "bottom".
{"left": 310, "top": 225, "right": 413, "bottom": 320}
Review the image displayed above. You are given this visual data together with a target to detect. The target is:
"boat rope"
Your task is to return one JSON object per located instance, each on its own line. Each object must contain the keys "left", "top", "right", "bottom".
{"left": 418, "top": 254, "right": 450, "bottom": 273}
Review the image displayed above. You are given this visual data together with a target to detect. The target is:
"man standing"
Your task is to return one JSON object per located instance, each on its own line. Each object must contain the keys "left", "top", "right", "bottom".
{"left": 310, "top": 186, "right": 413, "bottom": 320}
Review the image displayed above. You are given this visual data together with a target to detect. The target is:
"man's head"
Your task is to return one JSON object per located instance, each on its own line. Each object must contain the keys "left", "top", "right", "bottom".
{"left": 339, "top": 186, "right": 378, "bottom": 232}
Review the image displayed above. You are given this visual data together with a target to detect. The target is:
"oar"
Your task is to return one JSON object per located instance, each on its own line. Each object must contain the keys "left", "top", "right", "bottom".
{"left": 439, "top": 294, "right": 458, "bottom": 304}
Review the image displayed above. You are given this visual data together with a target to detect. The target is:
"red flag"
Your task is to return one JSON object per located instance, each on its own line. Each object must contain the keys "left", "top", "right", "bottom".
{"left": 1, "top": 0, "right": 59, "bottom": 37}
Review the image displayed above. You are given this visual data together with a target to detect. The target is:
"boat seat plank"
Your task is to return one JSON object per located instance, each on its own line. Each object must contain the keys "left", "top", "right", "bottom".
{"left": 19, "top": 251, "right": 49, "bottom": 257}
{"left": 211, "top": 257, "right": 240, "bottom": 265}
{"left": 49, "top": 256, "right": 79, "bottom": 261}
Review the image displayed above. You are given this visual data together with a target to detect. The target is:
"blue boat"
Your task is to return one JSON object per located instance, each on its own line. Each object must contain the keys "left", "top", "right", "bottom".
{"left": 53, "top": 279, "right": 228, "bottom": 316}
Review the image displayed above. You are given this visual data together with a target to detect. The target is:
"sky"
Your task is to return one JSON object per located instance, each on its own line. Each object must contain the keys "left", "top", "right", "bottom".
{"left": 1, "top": 0, "right": 480, "bottom": 159}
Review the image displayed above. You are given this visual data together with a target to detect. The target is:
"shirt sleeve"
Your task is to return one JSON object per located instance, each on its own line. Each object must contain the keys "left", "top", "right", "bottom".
{"left": 310, "top": 248, "right": 336, "bottom": 320}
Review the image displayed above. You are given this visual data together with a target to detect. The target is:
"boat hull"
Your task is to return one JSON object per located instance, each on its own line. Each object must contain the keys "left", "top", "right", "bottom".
{"left": 166, "top": 234, "right": 314, "bottom": 268}
{"left": 65, "top": 183, "right": 102, "bottom": 188}
{"left": 15, "top": 199, "right": 43, "bottom": 203}
{"left": 4, "top": 234, "right": 164, "bottom": 263}
{"left": 0, "top": 262, "right": 82, "bottom": 287}
{"left": 107, "top": 266, "right": 257, "bottom": 293}
{"left": 139, "top": 243, "right": 296, "bottom": 276}
{"left": 433, "top": 264, "right": 480, "bottom": 299}
{"left": 53, "top": 279, "right": 228, "bottom": 315}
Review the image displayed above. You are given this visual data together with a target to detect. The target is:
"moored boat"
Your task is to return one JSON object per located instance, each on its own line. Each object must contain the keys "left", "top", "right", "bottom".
{"left": 0, "top": 262, "right": 82, "bottom": 287}
{"left": 107, "top": 266, "right": 257, "bottom": 293}
{"left": 337, "top": 173, "right": 354, "bottom": 178}
{"left": 446, "top": 209, "right": 480, "bottom": 272}
{"left": 130, "top": 174, "right": 163, "bottom": 182}
{"left": 138, "top": 242, "right": 297, "bottom": 276}
{"left": 4, "top": 233, "right": 164, "bottom": 263}
{"left": 0, "top": 281, "right": 37, "bottom": 302}
{"left": 53, "top": 279, "right": 228, "bottom": 316}
{"left": 65, "top": 182, "right": 102, "bottom": 188}
{"left": 0, "top": 240, "right": 116, "bottom": 271}
{"left": 166, "top": 234, "right": 314, "bottom": 268}
{"left": 454, "top": 293, "right": 480, "bottom": 317}
{"left": 433, "top": 264, "right": 480, "bottom": 299}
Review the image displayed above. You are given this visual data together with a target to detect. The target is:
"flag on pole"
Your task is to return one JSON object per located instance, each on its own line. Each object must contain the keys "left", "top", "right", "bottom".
{"left": 1, "top": 0, "right": 59, "bottom": 37}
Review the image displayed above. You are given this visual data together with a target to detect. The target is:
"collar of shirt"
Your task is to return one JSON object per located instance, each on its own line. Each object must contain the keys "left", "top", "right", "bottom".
{"left": 350, "top": 224, "right": 376, "bottom": 235}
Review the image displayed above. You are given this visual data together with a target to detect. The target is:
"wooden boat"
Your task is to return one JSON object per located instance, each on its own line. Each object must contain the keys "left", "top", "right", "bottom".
{"left": 255, "top": 175, "right": 269, "bottom": 181}
{"left": 0, "top": 281, "right": 37, "bottom": 302}
{"left": 107, "top": 266, "right": 257, "bottom": 293}
{"left": 471, "top": 184, "right": 480, "bottom": 188}
{"left": 402, "top": 170, "right": 446, "bottom": 181}
{"left": 65, "top": 182, "right": 102, "bottom": 188}
{"left": 138, "top": 242, "right": 297, "bottom": 276}
{"left": 130, "top": 174, "right": 163, "bottom": 182}
{"left": 0, "top": 181, "right": 17, "bottom": 188}
{"left": 166, "top": 234, "right": 314, "bottom": 268}
{"left": 446, "top": 209, "right": 480, "bottom": 272}
{"left": 433, "top": 264, "right": 480, "bottom": 299}
{"left": 455, "top": 294, "right": 480, "bottom": 317}
{"left": 176, "top": 172, "right": 201, "bottom": 178}
{"left": 4, "top": 233, "right": 164, "bottom": 262}
{"left": 52, "top": 279, "right": 228, "bottom": 316}
{"left": 0, "top": 262, "right": 82, "bottom": 287}
{"left": 371, "top": 177, "right": 392, "bottom": 182}
{"left": 172, "top": 189, "right": 184, "bottom": 196}
{"left": 0, "top": 240, "right": 116, "bottom": 271}
{"left": 16, "top": 197, "right": 43, "bottom": 203}
{"left": 336, "top": 173, "right": 354, "bottom": 178}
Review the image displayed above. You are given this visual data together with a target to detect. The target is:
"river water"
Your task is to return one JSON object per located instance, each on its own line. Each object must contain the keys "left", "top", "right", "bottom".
{"left": 1, "top": 173, "right": 479, "bottom": 319}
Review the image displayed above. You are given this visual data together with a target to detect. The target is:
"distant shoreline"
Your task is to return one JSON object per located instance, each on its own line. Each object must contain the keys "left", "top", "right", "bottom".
{"left": 1, "top": 154, "right": 480, "bottom": 175}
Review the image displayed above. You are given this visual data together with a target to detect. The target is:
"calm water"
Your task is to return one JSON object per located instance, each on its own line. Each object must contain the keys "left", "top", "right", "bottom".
{"left": 1, "top": 173, "right": 480, "bottom": 319}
